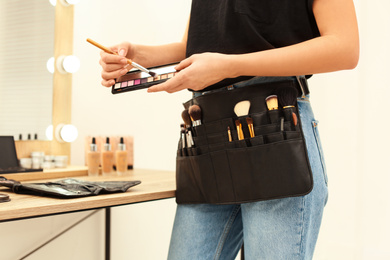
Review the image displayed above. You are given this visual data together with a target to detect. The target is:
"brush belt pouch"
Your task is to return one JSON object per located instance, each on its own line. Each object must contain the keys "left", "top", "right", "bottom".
{"left": 175, "top": 79, "right": 313, "bottom": 204}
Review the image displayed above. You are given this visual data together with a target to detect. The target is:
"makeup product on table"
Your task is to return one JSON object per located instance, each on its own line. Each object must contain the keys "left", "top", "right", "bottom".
{"left": 86, "top": 38, "right": 157, "bottom": 77}
{"left": 87, "top": 137, "right": 100, "bottom": 176}
{"left": 115, "top": 137, "right": 128, "bottom": 175}
{"left": 234, "top": 100, "right": 251, "bottom": 140}
{"left": 101, "top": 137, "right": 114, "bottom": 176}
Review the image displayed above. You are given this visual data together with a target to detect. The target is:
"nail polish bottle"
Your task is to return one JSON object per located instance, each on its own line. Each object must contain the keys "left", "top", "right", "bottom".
{"left": 116, "top": 137, "right": 128, "bottom": 175}
{"left": 101, "top": 137, "right": 114, "bottom": 176}
{"left": 87, "top": 137, "right": 100, "bottom": 176}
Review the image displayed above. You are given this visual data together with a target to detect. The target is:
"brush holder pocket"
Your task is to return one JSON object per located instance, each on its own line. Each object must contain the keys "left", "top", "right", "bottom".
{"left": 175, "top": 80, "right": 313, "bottom": 204}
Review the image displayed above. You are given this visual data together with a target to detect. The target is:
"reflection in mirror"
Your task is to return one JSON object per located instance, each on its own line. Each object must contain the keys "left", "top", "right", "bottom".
{"left": 0, "top": 0, "right": 55, "bottom": 141}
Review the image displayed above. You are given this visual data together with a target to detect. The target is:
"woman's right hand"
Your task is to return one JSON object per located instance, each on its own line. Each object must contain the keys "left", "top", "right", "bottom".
{"left": 99, "top": 41, "right": 133, "bottom": 88}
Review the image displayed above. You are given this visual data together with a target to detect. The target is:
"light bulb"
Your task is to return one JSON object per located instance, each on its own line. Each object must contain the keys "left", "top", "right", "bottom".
{"left": 55, "top": 124, "right": 78, "bottom": 143}
{"left": 46, "top": 125, "right": 53, "bottom": 140}
{"left": 63, "top": 55, "right": 80, "bottom": 73}
{"left": 60, "top": 124, "right": 78, "bottom": 142}
{"left": 59, "top": 0, "right": 80, "bottom": 6}
{"left": 56, "top": 55, "right": 81, "bottom": 74}
{"left": 46, "top": 57, "right": 55, "bottom": 74}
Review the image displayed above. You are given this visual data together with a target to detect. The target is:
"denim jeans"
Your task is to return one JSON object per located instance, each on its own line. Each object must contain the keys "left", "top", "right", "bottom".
{"left": 168, "top": 77, "right": 329, "bottom": 260}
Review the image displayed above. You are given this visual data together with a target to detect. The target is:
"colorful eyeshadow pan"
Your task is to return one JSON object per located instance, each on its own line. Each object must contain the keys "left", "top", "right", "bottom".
{"left": 134, "top": 79, "right": 141, "bottom": 85}
{"left": 112, "top": 63, "right": 178, "bottom": 94}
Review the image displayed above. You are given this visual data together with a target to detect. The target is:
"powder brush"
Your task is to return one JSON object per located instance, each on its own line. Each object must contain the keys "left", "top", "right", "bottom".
{"left": 181, "top": 109, "right": 192, "bottom": 128}
{"left": 234, "top": 101, "right": 251, "bottom": 140}
{"left": 277, "top": 86, "right": 298, "bottom": 126}
{"left": 189, "top": 105, "right": 202, "bottom": 126}
{"left": 277, "top": 86, "right": 298, "bottom": 109}
{"left": 86, "top": 38, "right": 157, "bottom": 77}
{"left": 234, "top": 100, "right": 251, "bottom": 117}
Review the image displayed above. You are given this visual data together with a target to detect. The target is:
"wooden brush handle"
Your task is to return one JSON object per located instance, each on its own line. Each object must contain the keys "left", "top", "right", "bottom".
{"left": 86, "top": 38, "right": 133, "bottom": 66}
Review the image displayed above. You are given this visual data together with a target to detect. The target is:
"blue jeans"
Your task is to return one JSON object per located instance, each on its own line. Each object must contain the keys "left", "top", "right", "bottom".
{"left": 168, "top": 77, "right": 329, "bottom": 260}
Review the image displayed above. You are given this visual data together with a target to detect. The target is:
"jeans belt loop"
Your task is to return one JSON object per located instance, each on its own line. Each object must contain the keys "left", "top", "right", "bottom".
{"left": 296, "top": 76, "right": 309, "bottom": 98}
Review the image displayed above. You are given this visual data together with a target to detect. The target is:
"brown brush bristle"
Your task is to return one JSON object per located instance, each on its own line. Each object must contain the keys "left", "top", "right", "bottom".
{"left": 189, "top": 105, "right": 202, "bottom": 122}
{"left": 276, "top": 86, "right": 298, "bottom": 108}
{"left": 181, "top": 109, "right": 192, "bottom": 127}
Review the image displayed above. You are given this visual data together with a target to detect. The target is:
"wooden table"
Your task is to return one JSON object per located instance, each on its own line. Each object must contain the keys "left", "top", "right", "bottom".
{"left": 0, "top": 168, "right": 176, "bottom": 259}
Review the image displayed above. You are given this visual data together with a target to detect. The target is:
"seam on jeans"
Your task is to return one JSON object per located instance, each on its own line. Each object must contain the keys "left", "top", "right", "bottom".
{"left": 297, "top": 197, "right": 306, "bottom": 259}
{"left": 213, "top": 205, "right": 241, "bottom": 260}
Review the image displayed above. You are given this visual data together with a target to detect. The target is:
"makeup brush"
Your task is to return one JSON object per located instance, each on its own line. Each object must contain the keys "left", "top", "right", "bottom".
{"left": 265, "top": 95, "right": 278, "bottom": 110}
{"left": 234, "top": 100, "right": 251, "bottom": 117}
{"left": 265, "top": 95, "right": 280, "bottom": 124}
{"left": 246, "top": 117, "right": 255, "bottom": 138}
{"left": 235, "top": 120, "right": 244, "bottom": 140}
{"left": 86, "top": 38, "right": 157, "bottom": 77}
{"left": 189, "top": 105, "right": 202, "bottom": 127}
{"left": 181, "top": 109, "right": 194, "bottom": 147}
{"left": 180, "top": 124, "right": 187, "bottom": 153}
{"left": 227, "top": 126, "right": 232, "bottom": 142}
{"left": 234, "top": 100, "right": 251, "bottom": 140}
{"left": 277, "top": 86, "right": 298, "bottom": 126}
{"left": 181, "top": 109, "right": 192, "bottom": 128}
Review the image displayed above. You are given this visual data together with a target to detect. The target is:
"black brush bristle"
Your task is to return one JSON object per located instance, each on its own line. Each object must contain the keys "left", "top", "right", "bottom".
{"left": 276, "top": 86, "right": 298, "bottom": 108}
{"left": 149, "top": 71, "right": 157, "bottom": 77}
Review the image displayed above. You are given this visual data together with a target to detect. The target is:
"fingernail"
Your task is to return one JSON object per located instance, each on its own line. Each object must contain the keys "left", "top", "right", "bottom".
{"left": 118, "top": 49, "right": 125, "bottom": 56}
{"left": 120, "top": 69, "right": 128, "bottom": 75}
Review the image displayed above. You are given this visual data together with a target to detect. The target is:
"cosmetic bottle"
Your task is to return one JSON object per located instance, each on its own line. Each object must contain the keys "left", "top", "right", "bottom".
{"left": 101, "top": 137, "right": 114, "bottom": 176}
{"left": 116, "top": 137, "right": 128, "bottom": 175}
{"left": 87, "top": 137, "right": 100, "bottom": 176}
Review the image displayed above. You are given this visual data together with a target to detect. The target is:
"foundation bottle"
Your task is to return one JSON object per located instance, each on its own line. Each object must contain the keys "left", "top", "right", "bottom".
{"left": 101, "top": 137, "right": 114, "bottom": 176}
{"left": 87, "top": 137, "right": 100, "bottom": 176}
{"left": 116, "top": 137, "right": 128, "bottom": 175}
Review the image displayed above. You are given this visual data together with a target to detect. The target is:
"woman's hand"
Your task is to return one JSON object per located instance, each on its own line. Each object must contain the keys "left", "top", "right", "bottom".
{"left": 147, "top": 52, "right": 232, "bottom": 93}
{"left": 99, "top": 41, "right": 133, "bottom": 88}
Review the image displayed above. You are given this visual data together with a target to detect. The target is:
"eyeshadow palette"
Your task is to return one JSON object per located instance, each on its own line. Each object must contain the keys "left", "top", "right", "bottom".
{"left": 111, "top": 63, "right": 178, "bottom": 94}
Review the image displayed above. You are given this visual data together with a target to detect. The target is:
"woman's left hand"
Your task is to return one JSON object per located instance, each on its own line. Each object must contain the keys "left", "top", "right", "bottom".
{"left": 147, "top": 52, "right": 231, "bottom": 93}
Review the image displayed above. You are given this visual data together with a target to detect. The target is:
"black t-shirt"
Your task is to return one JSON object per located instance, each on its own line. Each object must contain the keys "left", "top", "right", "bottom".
{"left": 186, "top": 0, "right": 320, "bottom": 91}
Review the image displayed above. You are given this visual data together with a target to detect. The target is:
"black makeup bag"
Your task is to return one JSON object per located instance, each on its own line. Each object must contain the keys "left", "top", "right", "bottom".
{"left": 175, "top": 79, "right": 313, "bottom": 204}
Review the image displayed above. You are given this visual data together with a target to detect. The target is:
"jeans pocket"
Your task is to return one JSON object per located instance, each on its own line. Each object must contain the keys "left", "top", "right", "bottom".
{"left": 311, "top": 120, "right": 328, "bottom": 186}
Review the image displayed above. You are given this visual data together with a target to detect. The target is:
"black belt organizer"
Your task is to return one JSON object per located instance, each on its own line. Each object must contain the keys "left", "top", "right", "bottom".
{"left": 176, "top": 79, "right": 313, "bottom": 204}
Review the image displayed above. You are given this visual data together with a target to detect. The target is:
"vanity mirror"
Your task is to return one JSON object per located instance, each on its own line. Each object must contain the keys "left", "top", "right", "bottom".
{"left": 0, "top": 0, "right": 54, "bottom": 141}
{"left": 0, "top": 0, "right": 75, "bottom": 159}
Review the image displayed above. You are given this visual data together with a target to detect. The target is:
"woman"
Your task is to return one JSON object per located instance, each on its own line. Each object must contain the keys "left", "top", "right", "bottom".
{"left": 99, "top": 0, "right": 359, "bottom": 258}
